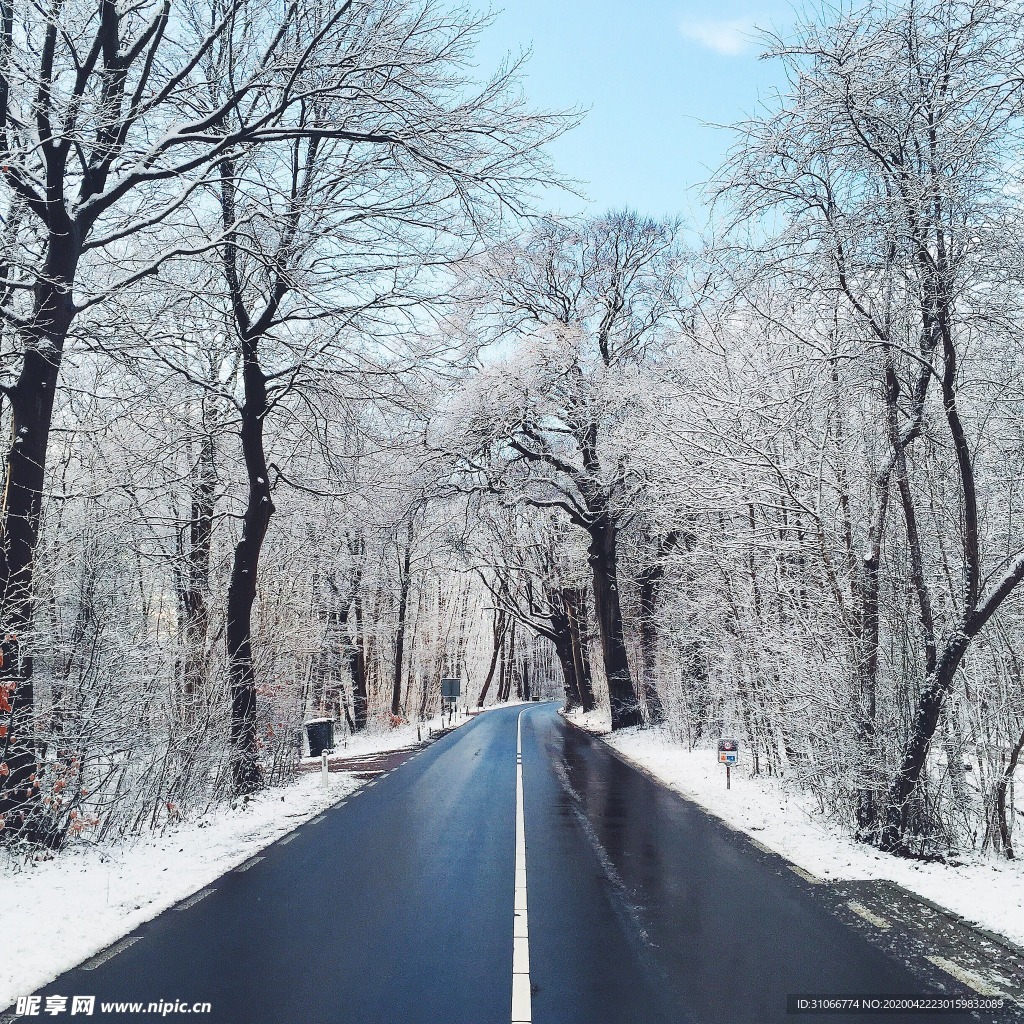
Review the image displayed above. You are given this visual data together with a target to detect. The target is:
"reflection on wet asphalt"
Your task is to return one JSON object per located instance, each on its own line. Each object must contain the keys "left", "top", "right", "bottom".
{"left": 523, "top": 706, "right": 1012, "bottom": 1024}
{"left": 15, "top": 703, "right": 1017, "bottom": 1024}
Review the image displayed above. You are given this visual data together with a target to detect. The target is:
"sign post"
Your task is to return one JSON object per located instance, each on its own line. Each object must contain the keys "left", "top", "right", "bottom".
{"left": 718, "top": 738, "right": 739, "bottom": 790}
{"left": 440, "top": 677, "right": 461, "bottom": 727}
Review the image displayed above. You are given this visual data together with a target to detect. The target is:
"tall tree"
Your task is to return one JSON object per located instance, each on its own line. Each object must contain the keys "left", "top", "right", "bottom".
{"left": 0, "top": 0, "right": 371, "bottom": 827}
{"left": 719, "top": 0, "right": 1024, "bottom": 852}
{"left": 450, "top": 212, "right": 685, "bottom": 728}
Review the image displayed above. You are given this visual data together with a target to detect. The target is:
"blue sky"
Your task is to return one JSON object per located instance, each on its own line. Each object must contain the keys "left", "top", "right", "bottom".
{"left": 470, "top": 2, "right": 792, "bottom": 222}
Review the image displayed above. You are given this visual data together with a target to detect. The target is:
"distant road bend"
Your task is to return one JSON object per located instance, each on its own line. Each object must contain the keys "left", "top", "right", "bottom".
{"left": 21, "top": 703, "right": 1018, "bottom": 1024}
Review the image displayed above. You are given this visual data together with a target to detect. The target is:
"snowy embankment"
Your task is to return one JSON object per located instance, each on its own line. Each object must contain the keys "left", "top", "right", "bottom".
{"left": 0, "top": 710, "right": 476, "bottom": 1012}
{"left": 564, "top": 710, "right": 1024, "bottom": 951}
{"left": 307, "top": 705, "right": 471, "bottom": 759}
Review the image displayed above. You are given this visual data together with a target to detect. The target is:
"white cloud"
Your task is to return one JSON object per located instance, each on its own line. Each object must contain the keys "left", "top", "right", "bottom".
{"left": 679, "top": 17, "right": 756, "bottom": 56}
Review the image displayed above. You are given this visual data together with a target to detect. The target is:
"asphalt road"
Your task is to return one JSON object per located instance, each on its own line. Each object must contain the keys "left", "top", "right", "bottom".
{"left": 18, "top": 703, "right": 1014, "bottom": 1024}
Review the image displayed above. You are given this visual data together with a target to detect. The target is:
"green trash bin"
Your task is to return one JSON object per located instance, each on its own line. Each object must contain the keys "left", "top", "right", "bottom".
{"left": 304, "top": 718, "right": 334, "bottom": 758}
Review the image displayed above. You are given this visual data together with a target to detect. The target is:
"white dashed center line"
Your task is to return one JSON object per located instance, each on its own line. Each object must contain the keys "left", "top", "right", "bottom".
{"left": 512, "top": 709, "right": 532, "bottom": 1024}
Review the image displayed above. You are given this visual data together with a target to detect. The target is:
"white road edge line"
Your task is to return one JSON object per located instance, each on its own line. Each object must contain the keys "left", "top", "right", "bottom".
{"left": 926, "top": 955, "right": 1006, "bottom": 997}
{"left": 847, "top": 900, "right": 891, "bottom": 931}
{"left": 512, "top": 709, "right": 532, "bottom": 1024}
{"left": 178, "top": 888, "right": 215, "bottom": 911}
{"left": 83, "top": 936, "right": 141, "bottom": 970}
{"left": 788, "top": 865, "right": 823, "bottom": 885}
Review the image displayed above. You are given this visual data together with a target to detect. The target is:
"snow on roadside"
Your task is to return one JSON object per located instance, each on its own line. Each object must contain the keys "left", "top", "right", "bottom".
{"left": 302, "top": 706, "right": 474, "bottom": 762}
{"left": 0, "top": 708, "right": 483, "bottom": 1013}
{"left": 561, "top": 706, "right": 611, "bottom": 734}
{"left": 0, "top": 770, "right": 360, "bottom": 1011}
{"left": 567, "top": 713, "right": 1024, "bottom": 951}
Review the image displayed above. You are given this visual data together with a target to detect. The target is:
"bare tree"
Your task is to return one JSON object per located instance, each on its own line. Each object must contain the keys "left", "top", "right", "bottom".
{"left": 447, "top": 211, "right": 685, "bottom": 728}
{"left": 0, "top": 0, "right": 564, "bottom": 811}
{"left": 717, "top": 0, "right": 1024, "bottom": 852}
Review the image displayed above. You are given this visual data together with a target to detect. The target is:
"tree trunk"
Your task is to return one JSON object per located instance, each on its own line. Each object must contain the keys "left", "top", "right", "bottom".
{"left": 876, "top": 302, "right": 1012, "bottom": 853}
{"left": 549, "top": 604, "right": 583, "bottom": 708}
{"left": 499, "top": 620, "right": 516, "bottom": 702}
{"left": 995, "top": 724, "right": 1024, "bottom": 859}
{"left": 179, "top": 408, "right": 217, "bottom": 722}
{"left": 637, "top": 564, "right": 664, "bottom": 725}
{"left": 391, "top": 530, "right": 413, "bottom": 717}
{"left": 878, "top": 637, "right": 969, "bottom": 853}
{"left": 854, "top": 508, "right": 887, "bottom": 836}
{"left": 347, "top": 592, "right": 369, "bottom": 731}
{"left": 587, "top": 514, "right": 640, "bottom": 729}
{"left": 554, "top": 638, "right": 580, "bottom": 708}
{"left": 563, "top": 588, "right": 596, "bottom": 711}
{"left": 476, "top": 610, "right": 505, "bottom": 707}
{"left": 225, "top": 350, "right": 274, "bottom": 795}
{"left": 0, "top": 265, "right": 79, "bottom": 837}
{"left": 637, "top": 530, "right": 682, "bottom": 727}
{"left": 496, "top": 625, "right": 509, "bottom": 703}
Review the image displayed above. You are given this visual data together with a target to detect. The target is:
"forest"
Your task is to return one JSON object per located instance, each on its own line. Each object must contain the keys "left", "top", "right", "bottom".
{"left": 0, "top": 0, "right": 1023, "bottom": 867}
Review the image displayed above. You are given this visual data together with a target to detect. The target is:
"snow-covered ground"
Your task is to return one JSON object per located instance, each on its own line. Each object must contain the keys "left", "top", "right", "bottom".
{"left": 565, "top": 712, "right": 1024, "bottom": 951}
{"left": 0, "top": 772, "right": 358, "bottom": 1012}
{"left": 0, "top": 708, "right": 481, "bottom": 1013}
{"left": 301, "top": 705, "right": 473, "bottom": 761}
{"left": 562, "top": 706, "right": 612, "bottom": 733}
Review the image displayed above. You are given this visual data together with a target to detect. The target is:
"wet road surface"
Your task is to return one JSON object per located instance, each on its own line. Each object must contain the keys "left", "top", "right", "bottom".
{"left": 13, "top": 703, "right": 1015, "bottom": 1024}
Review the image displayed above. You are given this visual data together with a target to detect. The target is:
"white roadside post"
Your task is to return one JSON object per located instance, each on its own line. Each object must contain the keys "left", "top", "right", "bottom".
{"left": 718, "top": 738, "right": 739, "bottom": 789}
{"left": 321, "top": 751, "right": 329, "bottom": 789}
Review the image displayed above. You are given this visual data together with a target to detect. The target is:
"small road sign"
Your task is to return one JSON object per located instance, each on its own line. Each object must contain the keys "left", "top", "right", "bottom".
{"left": 718, "top": 739, "right": 739, "bottom": 789}
{"left": 441, "top": 677, "right": 461, "bottom": 699}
